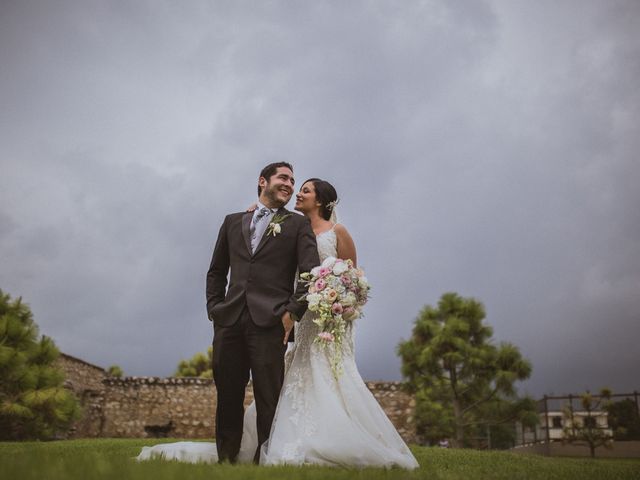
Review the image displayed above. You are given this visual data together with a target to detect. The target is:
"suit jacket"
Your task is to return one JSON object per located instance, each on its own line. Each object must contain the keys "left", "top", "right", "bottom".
{"left": 206, "top": 207, "right": 320, "bottom": 328}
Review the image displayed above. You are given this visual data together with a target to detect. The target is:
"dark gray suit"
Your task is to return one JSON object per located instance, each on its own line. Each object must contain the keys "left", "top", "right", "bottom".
{"left": 206, "top": 207, "right": 319, "bottom": 463}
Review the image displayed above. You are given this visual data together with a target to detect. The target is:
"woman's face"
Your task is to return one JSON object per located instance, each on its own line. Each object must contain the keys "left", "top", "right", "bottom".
{"left": 295, "top": 181, "right": 320, "bottom": 214}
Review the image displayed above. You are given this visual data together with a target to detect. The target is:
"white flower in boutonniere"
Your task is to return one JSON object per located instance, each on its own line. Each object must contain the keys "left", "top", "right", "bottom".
{"left": 266, "top": 213, "right": 292, "bottom": 237}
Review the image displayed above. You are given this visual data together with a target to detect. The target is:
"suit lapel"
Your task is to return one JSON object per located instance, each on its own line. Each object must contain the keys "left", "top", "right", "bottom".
{"left": 253, "top": 207, "right": 287, "bottom": 257}
{"left": 241, "top": 212, "right": 253, "bottom": 256}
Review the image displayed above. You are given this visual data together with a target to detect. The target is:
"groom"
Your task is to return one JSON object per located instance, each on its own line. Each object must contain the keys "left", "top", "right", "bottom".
{"left": 206, "top": 162, "right": 320, "bottom": 463}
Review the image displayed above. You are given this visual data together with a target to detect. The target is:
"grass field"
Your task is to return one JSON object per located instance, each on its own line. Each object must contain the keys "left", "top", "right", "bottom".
{"left": 1, "top": 439, "right": 639, "bottom": 480}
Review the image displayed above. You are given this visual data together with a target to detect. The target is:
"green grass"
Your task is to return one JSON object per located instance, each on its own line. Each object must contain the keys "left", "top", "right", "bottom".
{"left": 0, "top": 439, "right": 638, "bottom": 480}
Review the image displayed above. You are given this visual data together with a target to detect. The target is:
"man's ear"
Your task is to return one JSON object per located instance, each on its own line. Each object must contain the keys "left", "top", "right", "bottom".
{"left": 258, "top": 176, "right": 268, "bottom": 190}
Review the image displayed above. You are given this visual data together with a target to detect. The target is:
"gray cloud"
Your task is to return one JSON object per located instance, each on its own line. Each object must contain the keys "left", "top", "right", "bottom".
{"left": 1, "top": 0, "right": 638, "bottom": 396}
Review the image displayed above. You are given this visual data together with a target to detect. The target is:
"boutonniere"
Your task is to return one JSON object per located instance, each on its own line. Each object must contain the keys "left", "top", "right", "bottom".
{"left": 266, "top": 213, "right": 292, "bottom": 237}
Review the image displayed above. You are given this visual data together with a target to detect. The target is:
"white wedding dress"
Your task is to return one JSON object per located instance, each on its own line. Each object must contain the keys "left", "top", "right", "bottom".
{"left": 137, "top": 227, "right": 418, "bottom": 469}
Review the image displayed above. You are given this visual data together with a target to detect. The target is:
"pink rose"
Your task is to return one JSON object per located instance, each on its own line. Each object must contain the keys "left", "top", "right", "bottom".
{"left": 343, "top": 307, "right": 357, "bottom": 321}
{"left": 314, "top": 279, "right": 326, "bottom": 291}
{"left": 319, "top": 267, "right": 331, "bottom": 278}
{"left": 340, "top": 275, "right": 352, "bottom": 286}
{"left": 331, "top": 302, "right": 344, "bottom": 315}
{"left": 317, "top": 332, "right": 335, "bottom": 342}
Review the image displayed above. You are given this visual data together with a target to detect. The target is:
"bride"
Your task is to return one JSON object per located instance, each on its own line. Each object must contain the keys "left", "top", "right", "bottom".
{"left": 137, "top": 178, "right": 419, "bottom": 469}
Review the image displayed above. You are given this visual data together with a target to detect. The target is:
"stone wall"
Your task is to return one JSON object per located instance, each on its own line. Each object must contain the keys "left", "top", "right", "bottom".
{"left": 365, "top": 381, "right": 416, "bottom": 443}
{"left": 57, "top": 353, "right": 107, "bottom": 393}
{"left": 101, "top": 377, "right": 228, "bottom": 438}
{"left": 58, "top": 354, "right": 416, "bottom": 443}
{"left": 56, "top": 353, "right": 107, "bottom": 438}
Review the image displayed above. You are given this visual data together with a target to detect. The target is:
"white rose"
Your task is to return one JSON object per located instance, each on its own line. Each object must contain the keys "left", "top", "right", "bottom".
{"left": 310, "top": 266, "right": 321, "bottom": 277}
{"left": 307, "top": 293, "right": 321, "bottom": 307}
{"left": 272, "top": 223, "right": 281, "bottom": 234}
{"left": 332, "top": 261, "right": 348, "bottom": 275}
{"left": 341, "top": 292, "right": 357, "bottom": 307}
{"left": 321, "top": 256, "right": 337, "bottom": 269}
{"left": 358, "top": 277, "right": 369, "bottom": 289}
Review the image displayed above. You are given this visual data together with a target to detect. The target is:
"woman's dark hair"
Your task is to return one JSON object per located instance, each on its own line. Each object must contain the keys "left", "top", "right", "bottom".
{"left": 258, "top": 162, "right": 294, "bottom": 195}
{"left": 303, "top": 178, "right": 338, "bottom": 221}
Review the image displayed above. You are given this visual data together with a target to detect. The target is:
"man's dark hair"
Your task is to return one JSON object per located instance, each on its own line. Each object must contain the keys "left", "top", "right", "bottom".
{"left": 258, "top": 162, "right": 294, "bottom": 195}
{"left": 303, "top": 178, "right": 338, "bottom": 221}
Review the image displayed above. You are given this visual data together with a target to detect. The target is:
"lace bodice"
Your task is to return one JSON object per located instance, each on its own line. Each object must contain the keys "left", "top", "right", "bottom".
{"left": 316, "top": 226, "right": 338, "bottom": 262}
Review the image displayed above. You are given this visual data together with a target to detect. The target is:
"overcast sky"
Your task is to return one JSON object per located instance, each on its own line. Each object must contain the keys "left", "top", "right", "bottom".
{"left": 1, "top": 0, "right": 638, "bottom": 397}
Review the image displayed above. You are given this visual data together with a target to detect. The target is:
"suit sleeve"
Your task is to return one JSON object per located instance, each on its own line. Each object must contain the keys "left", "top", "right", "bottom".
{"left": 206, "top": 216, "right": 230, "bottom": 321}
{"left": 281, "top": 216, "right": 320, "bottom": 320}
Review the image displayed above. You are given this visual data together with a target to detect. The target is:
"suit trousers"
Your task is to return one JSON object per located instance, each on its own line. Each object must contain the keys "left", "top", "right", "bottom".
{"left": 212, "top": 305, "right": 287, "bottom": 463}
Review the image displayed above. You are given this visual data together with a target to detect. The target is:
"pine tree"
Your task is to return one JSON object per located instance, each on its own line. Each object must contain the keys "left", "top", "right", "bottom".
{"left": 106, "top": 365, "right": 124, "bottom": 378}
{"left": 607, "top": 397, "right": 640, "bottom": 441}
{"left": 174, "top": 346, "right": 213, "bottom": 378}
{"left": 397, "top": 292, "right": 536, "bottom": 447}
{"left": 0, "top": 290, "right": 80, "bottom": 440}
{"left": 563, "top": 388, "right": 613, "bottom": 458}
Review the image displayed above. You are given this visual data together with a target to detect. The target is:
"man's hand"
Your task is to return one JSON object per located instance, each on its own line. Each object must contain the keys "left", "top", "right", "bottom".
{"left": 281, "top": 311, "right": 295, "bottom": 345}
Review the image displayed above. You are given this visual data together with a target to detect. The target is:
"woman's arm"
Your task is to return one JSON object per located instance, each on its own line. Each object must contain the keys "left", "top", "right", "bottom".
{"left": 334, "top": 224, "right": 357, "bottom": 266}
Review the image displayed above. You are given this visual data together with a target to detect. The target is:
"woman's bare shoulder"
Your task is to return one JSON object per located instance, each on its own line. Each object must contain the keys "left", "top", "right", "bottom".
{"left": 333, "top": 223, "right": 349, "bottom": 235}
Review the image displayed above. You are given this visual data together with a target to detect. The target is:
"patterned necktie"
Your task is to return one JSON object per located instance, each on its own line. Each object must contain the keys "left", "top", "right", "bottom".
{"left": 250, "top": 207, "right": 271, "bottom": 253}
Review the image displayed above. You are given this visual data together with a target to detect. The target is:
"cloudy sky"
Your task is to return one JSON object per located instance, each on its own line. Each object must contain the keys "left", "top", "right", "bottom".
{"left": 1, "top": 0, "right": 638, "bottom": 397}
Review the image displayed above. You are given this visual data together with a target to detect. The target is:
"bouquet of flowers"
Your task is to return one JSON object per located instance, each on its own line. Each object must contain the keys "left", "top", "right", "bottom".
{"left": 300, "top": 256, "right": 370, "bottom": 378}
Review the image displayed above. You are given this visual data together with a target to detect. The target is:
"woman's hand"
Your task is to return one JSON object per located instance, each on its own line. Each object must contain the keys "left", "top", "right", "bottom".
{"left": 281, "top": 311, "right": 295, "bottom": 344}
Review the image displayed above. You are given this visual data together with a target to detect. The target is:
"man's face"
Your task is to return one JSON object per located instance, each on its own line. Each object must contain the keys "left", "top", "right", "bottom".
{"left": 259, "top": 167, "right": 295, "bottom": 207}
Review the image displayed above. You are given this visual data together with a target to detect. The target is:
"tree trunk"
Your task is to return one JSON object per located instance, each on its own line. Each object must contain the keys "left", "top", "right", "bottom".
{"left": 453, "top": 398, "right": 464, "bottom": 447}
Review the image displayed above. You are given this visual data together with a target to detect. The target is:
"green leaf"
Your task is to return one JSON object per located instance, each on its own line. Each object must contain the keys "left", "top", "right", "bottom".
{"left": 1, "top": 400, "right": 34, "bottom": 419}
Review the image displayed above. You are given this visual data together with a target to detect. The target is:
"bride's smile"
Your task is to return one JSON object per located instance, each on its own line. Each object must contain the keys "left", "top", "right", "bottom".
{"left": 294, "top": 183, "right": 318, "bottom": 213}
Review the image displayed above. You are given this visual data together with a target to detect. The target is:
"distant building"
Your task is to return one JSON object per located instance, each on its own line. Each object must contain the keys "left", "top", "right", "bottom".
{"left": 516, "top": 410, "right": 612, "bottom": 445}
